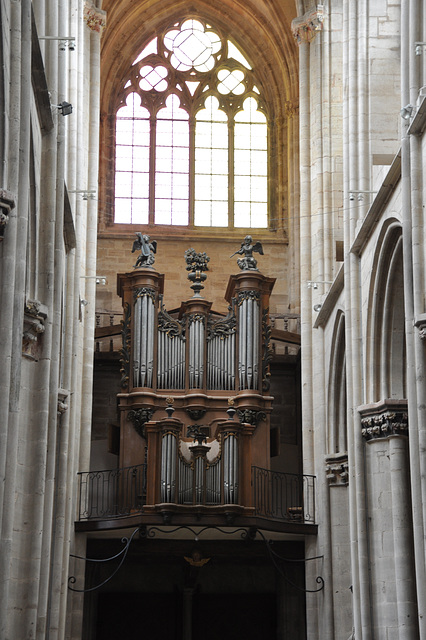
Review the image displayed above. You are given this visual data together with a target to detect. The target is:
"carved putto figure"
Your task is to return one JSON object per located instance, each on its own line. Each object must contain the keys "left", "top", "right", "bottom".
{"left": 132, "top": 233, "right": 157, "bottom": 268}
{"left": 230, "top": 235, "right": 264, "bottom": 271}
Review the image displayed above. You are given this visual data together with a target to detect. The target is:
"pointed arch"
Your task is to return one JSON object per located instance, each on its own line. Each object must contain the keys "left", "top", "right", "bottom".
{"left": 366, "top": 221, "right": 405, "bottom": 402}
{"left": 327, "top": 310, "right": 347, "bottom": 454}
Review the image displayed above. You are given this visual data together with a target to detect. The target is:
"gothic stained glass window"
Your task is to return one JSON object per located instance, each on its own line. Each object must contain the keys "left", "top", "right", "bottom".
{"left": 114, "top": 19, "right": 268, "bottom": 228}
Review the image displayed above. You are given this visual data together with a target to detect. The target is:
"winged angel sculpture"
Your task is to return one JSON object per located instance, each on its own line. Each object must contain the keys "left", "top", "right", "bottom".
{"left": 132, "top": 233, "right": 157, "bottom": 268}
{"left": 230, "top": 235, "right": 264, "bottom": 271}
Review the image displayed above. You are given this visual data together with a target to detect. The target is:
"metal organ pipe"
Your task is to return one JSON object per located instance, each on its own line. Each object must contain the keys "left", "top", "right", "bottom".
{"left": 247, "top": 299, "right": 253, "bottom": 388}
{"left": 161, "top": 432, "right": 177, "bottom": 503}
{"left": 133, "top": 297, "right": 141, "bottom": 387}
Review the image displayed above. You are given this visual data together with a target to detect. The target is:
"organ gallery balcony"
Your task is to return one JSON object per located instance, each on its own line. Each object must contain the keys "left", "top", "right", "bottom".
{"left": 75, "top": 456, "right": 316, "bottom": 533}
{"left": 79, "top": 242, "right": 316, "bottom": 535}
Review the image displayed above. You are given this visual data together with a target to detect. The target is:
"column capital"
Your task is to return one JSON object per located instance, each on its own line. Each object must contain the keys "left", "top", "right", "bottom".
{"left": 358, "top": 399, "right": 408, "bottom": 441}
{"left": 291, "top": 5, "right": 324, "bottom": 44}
{"left": 83, "top": 2, "right": 107, "bottom": 35}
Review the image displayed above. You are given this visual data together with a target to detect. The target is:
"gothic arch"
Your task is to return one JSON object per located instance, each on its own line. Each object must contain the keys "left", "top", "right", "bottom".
{"left": 98, "top": 0, "right": 299, "bottom": 231}
{"left": 327, "top": 310, "right": 347, "bottom": 454}
{"left": 366, "top": 220, "right": 405, "bottom": 402}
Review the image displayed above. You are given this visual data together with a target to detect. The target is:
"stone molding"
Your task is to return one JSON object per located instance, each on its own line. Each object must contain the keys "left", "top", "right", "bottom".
{"left": 291, "top": 5, "right": 324, "bottom": 44}
{"left": 358, "top": 399, "right": 408, "bottom": 441}
{"left": 83, "top": 2, "right": 107, "bottom": 34}
{"left": 0, "top": 188, "right": 16, "bottom": 241}
{"left": 325, "top": 452, "right": 349, "bottom": 486}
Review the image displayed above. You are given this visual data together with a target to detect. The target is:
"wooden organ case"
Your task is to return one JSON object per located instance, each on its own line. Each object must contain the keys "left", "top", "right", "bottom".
{"left": 117, "top": 253, "right": 275, "bottom": 522}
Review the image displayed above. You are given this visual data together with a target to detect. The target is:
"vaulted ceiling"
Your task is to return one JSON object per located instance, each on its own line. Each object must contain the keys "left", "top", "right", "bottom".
{"left": 99, "top": 0, "right": 300, "bottom": 117}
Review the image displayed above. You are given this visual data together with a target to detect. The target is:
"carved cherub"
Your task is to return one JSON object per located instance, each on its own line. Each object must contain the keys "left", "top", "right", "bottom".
{"left": 230, "top": 235, "right": 264, "bottom": 271}
{"left": 132, "top": 233, "right": 157, "bottom": 268}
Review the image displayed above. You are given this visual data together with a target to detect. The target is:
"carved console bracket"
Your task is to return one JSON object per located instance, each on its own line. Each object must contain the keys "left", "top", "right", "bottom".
{"left": 325, "top": 452, "right": 349, "bottom": 486}
{"left": 22, "top": 299, "right": 48, "bottom": 359}
{"left": 128, "top": 407, "right": 156, "bottom": 438}
{"left": 237, "top": 408, "right": 266, "bottom": 426}
{"left": 0, "top": 188, "right": 16, "bottom": 241}
{"left": 291, "top": 5, "right": 324, "bottom": 44}
{"left": 359, "top": 400, "right": 408, "bottom": 441}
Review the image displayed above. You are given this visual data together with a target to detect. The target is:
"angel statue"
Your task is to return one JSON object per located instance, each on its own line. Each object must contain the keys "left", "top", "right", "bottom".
{"left": 132, "top": 233, "right": 157, "bottom": 268}
{"left": 230, "top": 235, "right": 264, "bottom": 271}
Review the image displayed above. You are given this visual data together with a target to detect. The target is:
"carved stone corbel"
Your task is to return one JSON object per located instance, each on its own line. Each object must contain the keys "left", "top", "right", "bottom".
{"left": 58, "top": 389, "right": 69, "bottom": 414}
{"left": 83, "top": 1, "right": 107, "bottom": 34}
{"left": 325, "top": 452, "right": 349, "bottom": 486}
{"left": 0, "top": 189, "right": 16, "bottom": 240}
{"left": 414, "top": 315, "right": 426, "bottom": 339}
{"left": 22, "top": 299, "right": 48, "bottom": 359}
{"left": 291, "top": 5, "right": 324, "bottom": 44}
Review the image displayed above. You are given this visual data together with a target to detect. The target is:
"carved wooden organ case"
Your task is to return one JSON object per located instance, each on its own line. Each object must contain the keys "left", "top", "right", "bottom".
{"left": 117, "top": 264, "right": 275, "bottom": 518}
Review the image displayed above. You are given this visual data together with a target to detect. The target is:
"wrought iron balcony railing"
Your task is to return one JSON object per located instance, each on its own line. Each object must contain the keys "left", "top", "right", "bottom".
{"left": 252, "top": 466, "right": 315, "bottom": 524}
{"left": 77, "top": 464, "right": 146, "bottom": 520}
{"left": 77, "top": 463, "right": 315, "bottom": 526}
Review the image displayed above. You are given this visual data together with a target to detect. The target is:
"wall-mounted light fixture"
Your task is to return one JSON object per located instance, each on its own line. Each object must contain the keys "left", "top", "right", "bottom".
{"left": 400, "top": 104, "right": 414, "bottom": 120}
{"left": 313, "top": 304, "right": 322, "bottom": 312}
{"left": 80, "top": 275, "right": 107, "bottom": 285}
{"left": 415, "top": 42, "right": 426, "bottom": 56}
{"left": 69, "top": 190, "right": 96, "bottom": 200}
{"left": 53, "top": 101, "right": 73, "bottom": 116}
{"left": 39, "top": 36, "right": 76, "bottom": 51}
{"left": 349, "top": 190, "right": 377, "bottom": 201}
{"left": 307, "top": 281, "right": 332, "bottom": 289}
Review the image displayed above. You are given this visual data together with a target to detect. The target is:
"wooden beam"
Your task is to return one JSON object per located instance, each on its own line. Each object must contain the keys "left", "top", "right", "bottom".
{"left": 271, "top": 328, "right": 301, "bottom": 345}
{"left": 95, "top": 324, "right": 122, "bottom": 339}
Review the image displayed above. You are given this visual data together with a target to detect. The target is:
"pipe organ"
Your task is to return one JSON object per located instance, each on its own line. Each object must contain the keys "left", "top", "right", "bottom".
{"left": 117, "top": 253, "right": 275, "bottom": 517}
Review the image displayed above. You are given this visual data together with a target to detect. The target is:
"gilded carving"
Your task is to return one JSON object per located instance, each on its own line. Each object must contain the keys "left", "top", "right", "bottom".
{"left": 262, "top": 307, "right": 273, "bottom": 392}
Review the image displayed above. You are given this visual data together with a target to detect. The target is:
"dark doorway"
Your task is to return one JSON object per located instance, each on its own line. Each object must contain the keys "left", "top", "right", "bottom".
{"left": 96, "top": 591, "right": 182, "bottom": 640}
{"left": 193, "top": 591, "right": 276, "bottom": 639}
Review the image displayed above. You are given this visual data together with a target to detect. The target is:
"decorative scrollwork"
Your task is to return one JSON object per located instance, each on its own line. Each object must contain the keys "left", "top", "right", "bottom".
{"left": 187, "top": 313, "right": 205, "bottom": 327}
{"left": 68, "top": 527, "right": 140, "bottom": 593}
{"left": 158, "top": 297, "right": 185, "bottom": 339}
{"left": 262, "top": 307, "right": 273, "bottom": 392}
{"left": 207, "top": 303, "right": 237, "bottom": 340}
{"left": 237, "top": 408, "right": 266, "bottom": 426}
{"left": 133, "top": 287, "right": 156, "bottom": 303}
{"left": 120, "top": 302, "right": 131, "bottom": 389}
{"left": 237, "top": 290, "right": 260, "bottom": 306}
{"left": 256, "top": 530, "right": 325, "bottom": 593}
{"left": 128, "top": 407, "right": 156, "bottom": 438}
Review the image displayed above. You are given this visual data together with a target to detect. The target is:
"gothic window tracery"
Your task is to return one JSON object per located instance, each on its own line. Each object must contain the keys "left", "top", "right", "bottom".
{"left": 114, "top": 18, "right": 269, "bottom": 228}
